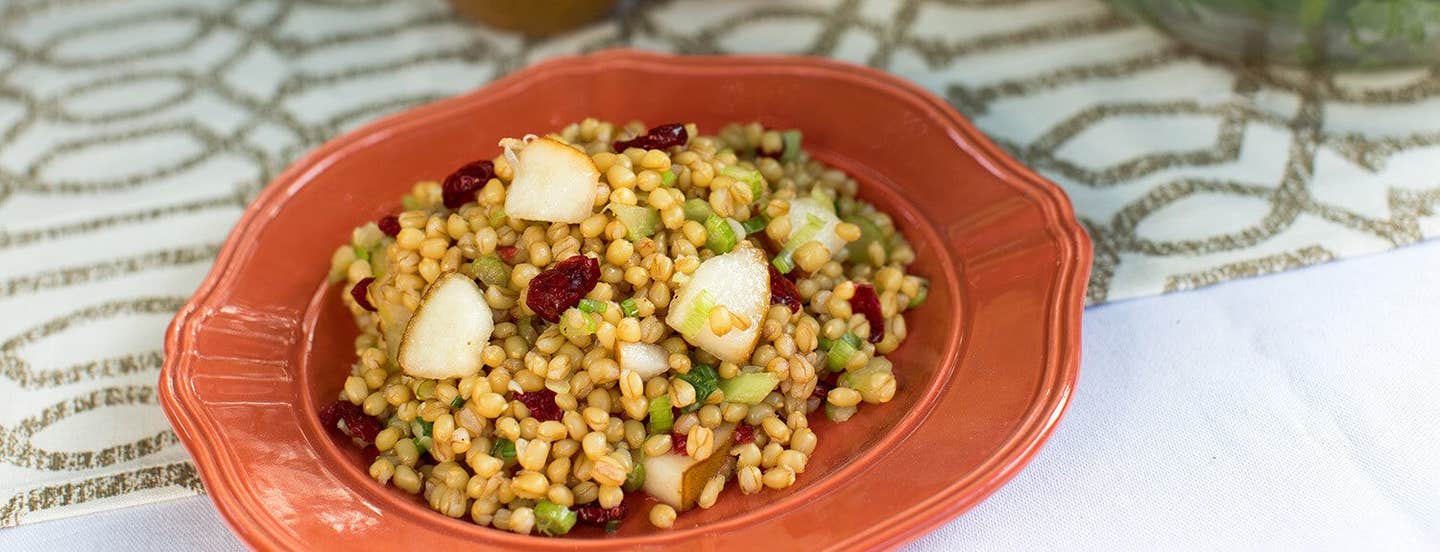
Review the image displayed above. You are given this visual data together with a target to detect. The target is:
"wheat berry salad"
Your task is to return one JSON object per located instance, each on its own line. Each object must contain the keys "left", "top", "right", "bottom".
{"left": 320, "top": 119, "right": 929, "bottom": 536}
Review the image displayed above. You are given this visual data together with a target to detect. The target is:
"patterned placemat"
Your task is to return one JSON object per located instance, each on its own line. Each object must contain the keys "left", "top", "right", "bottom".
{"left": 2, "top": 0, "right": 1438, "bottom": 527}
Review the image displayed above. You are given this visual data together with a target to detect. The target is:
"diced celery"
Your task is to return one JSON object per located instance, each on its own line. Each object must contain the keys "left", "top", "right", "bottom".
{"left": 839, "top": 361, "right": 895, "bottom": 403}
{"left": 620, "top": 297, "right": 639, "bottom": 318}
{"left": 740, "top": 216, "right": 768, "bottom": 235}
{"left": 491, "top": 438, "right": 517, "bottom": 460}
{"left": 780, "top": 130, "right": 803, "bottom": 162}
{"left": 623, "top": 457, "right": 646, "bottom": 492}
{"left": 720, "top": 165, "right": 765, "bottom": 200}
{"left": 717, "top": 372, "right": 780, "bottom": 405}
{"left": 772, "top": 214, "right": 825, "bottom": 273}
{"left": 908, "top": 280, "right": 929, "bottom": 308}
{"left": 705, "top": 214, "right": 737, "bottom": 253}
{"left": 678, "top": 290, "right": 717, "bottom": 337}
{"left": 647, "top": 395, "right": 673, "bottom": 434}
{"left": 678, "top": 364, "right": 719, "bottom": 413}
{"left": 683, "top": 198, "right": 713, "bottom": 222}
{"left": 841, "top": 214, "right": 887, "bottom": 259}
{"left": 578, "top": 298, "right": 604, "bottom": 313}
{"left": 535, "top": 500, "right": 577, "bottom": 536}
{"left": 472, "top": 255, "right": 510, "bottom": 287}
{"left": 825, "top": 403, "right": 856, "bottom": 422}
{"left": 608, "top": 203, "right": 660, "bottom": 240}
{"left": 662, "top": 169, "right": 677, "bottom": 186}
{"left": 825, "top": 332, "right": 863, "bottom": 372}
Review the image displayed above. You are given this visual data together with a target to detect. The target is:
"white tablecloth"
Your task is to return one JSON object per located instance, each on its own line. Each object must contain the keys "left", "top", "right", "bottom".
{"left": 4, "top": 240, "right": 1437, "bottom": 551}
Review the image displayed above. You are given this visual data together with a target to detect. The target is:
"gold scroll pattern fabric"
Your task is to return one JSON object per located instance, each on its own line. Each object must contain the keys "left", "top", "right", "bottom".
{"left": 1, "top": 0, "right": 1437, "bottom": 526}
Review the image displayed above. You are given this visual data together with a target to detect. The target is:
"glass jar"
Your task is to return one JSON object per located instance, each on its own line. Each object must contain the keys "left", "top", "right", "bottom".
{"left": 1107, "top": 0, "right": 1440, "bottom": 68}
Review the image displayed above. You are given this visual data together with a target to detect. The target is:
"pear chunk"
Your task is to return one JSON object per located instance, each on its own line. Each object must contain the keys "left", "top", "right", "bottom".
{"left": 503, "top": 137, "right": 600, "bottom": 224}
{"left": 616, "top": 341, "right": 670, "bottom": 380}
{"left": 397, "top": 273, "right": 494, "bottom": 379}
{"left": 784, "top": 197, "right": 846, "bottom": 255}
{"left": 643, "top": 424, "right": 735, "bottom": 510}
{"left": 665, "top": 244, "right": 769, "bottom": 364}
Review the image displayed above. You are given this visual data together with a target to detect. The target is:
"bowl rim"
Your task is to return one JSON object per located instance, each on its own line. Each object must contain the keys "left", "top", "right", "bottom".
{"left": 160, "top": 49, "right": 1091, "bottom": 550}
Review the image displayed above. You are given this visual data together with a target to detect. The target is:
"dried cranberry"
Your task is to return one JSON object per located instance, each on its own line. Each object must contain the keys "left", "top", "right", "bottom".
{"left": 525, "top": 255, "right": 600, "bottom": 322}
{"left": 612, "top": 123, "right": 687, "bottom": 152}
{"left": 812, "top": 371, "right": 839, "bottom": 400}
{"left": 734, "top": 424, "right": 755, "bottom": 444}
{"left": 671, "top": 430, "right": 689, "bottom": 456}
{"left": 513, "top": 389, "right": 562, "bottom": 422}
{"left": 496, "top": 245, "right": 518, "bottom": 263}
{"left": 441, "top": 160, "right": 494, "bottom": 209}
{"left": 361, "top": 445, "right": 381, "bottom": 463}
{"left": 850, "top": 283, "right": 885, "bottom": 343}
{"left": 350, "top": 277, "right": 376, "bottom": 311}
{"left": 576, "top": 504, "right": 627, "bottom": 525}
{"left": 377, "top": 215, "right": 401, "bottom": 237}
{"left": 319, "top": 400, "right": 381, "bottom": 444}
{"left": 768, "top": 265, "right": 802, "bottom": 313}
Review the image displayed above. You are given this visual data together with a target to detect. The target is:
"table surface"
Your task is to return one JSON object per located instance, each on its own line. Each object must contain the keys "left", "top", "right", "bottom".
{"left": 4, "top": 238, "right": 1437, "bottom": 551}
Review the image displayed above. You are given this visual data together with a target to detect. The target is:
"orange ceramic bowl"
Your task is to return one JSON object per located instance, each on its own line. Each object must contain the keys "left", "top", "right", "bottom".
{"left": 160, "top": 50, "right": 1090, "bottom": 551}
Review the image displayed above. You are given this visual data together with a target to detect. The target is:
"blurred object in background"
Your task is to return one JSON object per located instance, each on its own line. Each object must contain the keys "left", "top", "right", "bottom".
{"left": 447, "top": 0, "right": 620, "bottom": 36}
{"left": 1109, "top": 0, "right": 1440, "bottom": 68}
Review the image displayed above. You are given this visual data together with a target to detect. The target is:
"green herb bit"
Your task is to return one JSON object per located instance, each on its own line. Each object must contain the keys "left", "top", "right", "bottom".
{"left": 740, "top": 215, "right": 768, "bottom": 235}
{"left": 678, "top": 364, "right": 719, "bottom": 413}
{"left": 620, "top": 297, "right": 639, "bottom": 318}
{"left": 578, "top": 298, "right": 604, "bottom": 313}
{"left": 491, "top": 438, "right": 517, "bottom": 460}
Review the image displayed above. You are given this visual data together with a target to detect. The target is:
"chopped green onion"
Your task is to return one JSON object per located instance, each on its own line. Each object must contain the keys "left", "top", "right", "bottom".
{"left": 412, "top": 419, "right": 433, "bottom": 438}
{"left": 604, "top": 520, "right": 621, "bottom": 533}
{"left": 839, "top": 361, "right": 894, "bottom": 403}
{"left": 717, "top": 372, "right": 780, "bottom": 405}
{"left": 772, "top": 214, "right": 825, "bottom": 273}
{"left": 608, "top": 203, "right": 660, "bottom": 240}
{"left": 401, "top": 195, "right": 423, "bottom": 211}
{"left": 413, "top": 435, "right": 433, "bottom": 452}
{"left": 780, "top": 130, "right": 803, "bottom": 162}
{"left": 472, "top": 255, "right": 510, "bottom": 287}
{"left": 740, "top": 216, "right": 768, "bottom": 235}
{"left": 661, "top": 169, "right": 677, "bottom": 185}
{"left": 826, "top": 332, "right": 863, "bottom": 372}
{"left": 623, "top": 457, "right": 646, "bottom": 492}
{"left": 908, "top": 280, "right": 929, "bottom": 308}
{"left": 534, "top": 500, "right": 577, "bottom": 536}
{"left": 647, "top": 395, "right": 673, "bottom": 434}
{"left": 816, "top": 336, "right": 835, "bottom": 352}
{"left": 677, "top": 290, "right": 717, "bottom": 337}
{"left": 720, "top": 165, "right": 765, "bottom": 200}
{"left": 352, "top": 245, "right": 370, "bottom": 262}
{"left": 678, "top": 364, "right": 719, "bottom": 413}
{"left": 704, "top": 214, "right": 738, "bottom": 253}
{"left": 491, "top": 438, "right": 517, "bottom": 460}
{"left": 560, "top": 309, "right": 599, "bottom": 340}
{"left": 620, "top": 297, "right": 639, "bottom": 318}
{"left": 578, "top": 298, "right": 604, "bottom": 313}
{"left": 683, "top": 198, "right": 713, "bottom": 222}
{"left": 450, "top": 396, "right": 466, "bottom": 409}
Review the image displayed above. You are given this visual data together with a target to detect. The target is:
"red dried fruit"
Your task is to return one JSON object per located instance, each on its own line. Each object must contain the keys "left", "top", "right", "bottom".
{"left": 576, "top": 504, "right": 627, "bottom": 525}
{"left": 441, "top": 160, "right": 495, "bottom": 209}
{"left": 525, "top": 255, "right": 600, "bottom": 322}
{"left": 319, "top": 400, "right": 381, "bottom": 444}
{"left": 350, "top": 277, "right": 376, "bottom": 311}
{"left": 733, "top": 424, "right": 755, "bottom": 444}
{"left": 496, "top": 245, "right": 518, "bottom": 263}
{"left": 768, "top": 265, "right": 802, "bottom": 313}
{"left": 612, "top": 123, "right": 688, "bottom": 152}
{"left": 513, "top": 389, "right": 562, "bottom": 422}
{"left": 812, "top": 371, "right": 839, "bottom": 400}
{"left": 850, "top": 283, "right": 885, "bottom": 343}
{"left": 671, "top": 430, "right": 689, "bottom": 456}
{"left": 377, "top": 215, "right": 401, "bottom": 237}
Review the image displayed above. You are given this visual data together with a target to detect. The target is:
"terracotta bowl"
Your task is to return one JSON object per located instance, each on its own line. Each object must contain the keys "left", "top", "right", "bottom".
{"left": 160, "top": 50, "right": 1090, "bottom": 550}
